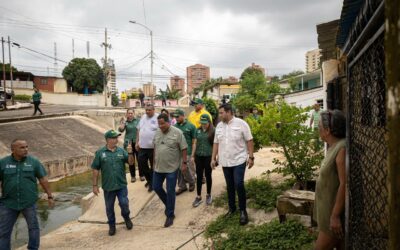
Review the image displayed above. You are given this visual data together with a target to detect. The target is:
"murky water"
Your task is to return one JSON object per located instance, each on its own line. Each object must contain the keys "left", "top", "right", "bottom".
{"left": 11, "top": 171, "right": 93, "bottom": 249}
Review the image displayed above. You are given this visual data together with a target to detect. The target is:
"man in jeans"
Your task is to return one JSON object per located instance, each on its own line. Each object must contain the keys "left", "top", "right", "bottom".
{"left": 211, "top": 104, "right": 254, "bottom": 225}
{"left": 0, "top": 139, "right": 54, "bottom": 250}
{"left": 92, "top": 130, "right": 135, "bottom": 236}
{"left": 153, "top": 113, "right": 188, "bottom": 227}
{"left": 136, "top": 104, "right": 159, "bottom": 192}
{"left": 173, "top": 109, "right": 196, "bottom": 195}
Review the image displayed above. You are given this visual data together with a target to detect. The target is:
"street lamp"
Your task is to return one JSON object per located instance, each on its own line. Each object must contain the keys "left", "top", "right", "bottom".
{"left": 129, "top": 20, "right": 154, "bottom": 90}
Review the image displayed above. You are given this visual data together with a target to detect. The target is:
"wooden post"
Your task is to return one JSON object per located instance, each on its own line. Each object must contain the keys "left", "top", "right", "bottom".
{"left": 386, "top": 0, "right": 400, "bottom": 249}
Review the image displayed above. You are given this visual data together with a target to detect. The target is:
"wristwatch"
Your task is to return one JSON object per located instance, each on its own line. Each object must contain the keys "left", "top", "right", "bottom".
{"left": 183, "top": 161, "right": 188, "bottom": 164}
{"left": 249, "top": 156, "right": 255, "bottom": 160}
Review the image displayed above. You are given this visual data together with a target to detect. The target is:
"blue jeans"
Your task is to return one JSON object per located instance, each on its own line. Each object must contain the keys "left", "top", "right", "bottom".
{"left": 152, "top": 170, "right": 178, "bottom": 218}
{"left": 103, "top": 186, "right": 130, "bottom": 226}
{"left": 222, "top": 163, "right": 247, "bottom": 212}
{"left": 0, "top": 202, "right": 40, "bottom": 250}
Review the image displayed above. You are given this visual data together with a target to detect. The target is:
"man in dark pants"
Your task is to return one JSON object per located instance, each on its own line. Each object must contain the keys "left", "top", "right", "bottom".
{"left": 32, "top": 88, "right": 43, "bottom": 116}
{"left": 92, "top": 130, "right": 135, "bottom": 236}
{"left": 139, "top": 90, "right": 145, "bottom": 107}
{"left": 211, "top": 104, "right": 254, "bottom": 225}
{"left": 173, "top": 109, "right": 196, "bottom": 195}
{"left": 153, "top": 113, "right": 188, "bottom": 227}
{"left": 0, "top": 139, "right": 54, "bottom": 250}
{"left": 118, "top": 109, "right": 141, "bottom": 182}
{"left": 136, "top": 105, "right": 159, "bottom": 192}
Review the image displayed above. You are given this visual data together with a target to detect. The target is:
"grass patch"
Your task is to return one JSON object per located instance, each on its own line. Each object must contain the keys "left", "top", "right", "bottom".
{"left": 205, "top": 218, "right": 314, "bottom": 250}
{"left": 213, "top": 177, "right": 293, "bottom": 212}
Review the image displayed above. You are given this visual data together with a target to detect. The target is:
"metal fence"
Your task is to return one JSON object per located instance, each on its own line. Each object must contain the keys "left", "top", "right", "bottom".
{"left": 347, "top": 22, "right": 388, "bottom": 250}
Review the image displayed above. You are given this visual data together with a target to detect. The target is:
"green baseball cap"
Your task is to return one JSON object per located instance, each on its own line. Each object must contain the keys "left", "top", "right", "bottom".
{"left": 193, "top": 98, "right": 204, "bottom": 105}
{"left": 173, "top": 109, "right": 185, "bottom": 117}
{"left": 200, "top": 114, "right": 211, "bottom": 124}
{"left": 104, "top": 129, "right": 121, "bottom": 138}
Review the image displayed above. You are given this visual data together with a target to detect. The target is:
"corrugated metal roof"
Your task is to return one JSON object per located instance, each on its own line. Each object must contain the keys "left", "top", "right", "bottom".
{"left": 317, "top": 20, "right": 340, "bottom": 61}
{"left": 336, "top": 0, "right": 364, "bottom": 48}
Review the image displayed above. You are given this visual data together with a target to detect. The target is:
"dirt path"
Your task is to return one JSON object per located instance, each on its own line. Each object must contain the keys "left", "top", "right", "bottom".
{"left": 18, "top": 147, "right": 285, "bottom": 250}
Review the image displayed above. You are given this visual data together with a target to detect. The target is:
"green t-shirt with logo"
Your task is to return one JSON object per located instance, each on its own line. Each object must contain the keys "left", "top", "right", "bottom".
{"left": 0, "top": 155, "right": 47, "bottom": 210}
{"left": 119, "top": 118, "right": 139, "bottom": 148}
{"left": 174, "top": 120, "right": 196, "bottom": 155}
{"left": 91, "top": 146, "right": 129, "bottom": 191}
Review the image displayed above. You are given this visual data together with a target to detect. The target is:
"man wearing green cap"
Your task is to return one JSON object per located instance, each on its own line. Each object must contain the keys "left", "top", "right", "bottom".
{"left": 91, "top": 130, "right": 135, "bottom": 236}
{"left": 173, "top": 109, "right": 196, "bottom": 195}
{"left": 188, "top": 98, "right": 213, "bottom": 129}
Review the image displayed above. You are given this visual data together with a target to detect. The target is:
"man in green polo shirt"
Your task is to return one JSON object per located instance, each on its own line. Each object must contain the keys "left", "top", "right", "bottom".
{"left": 91, "top": 130, "right": 135, "bottom": 236}
{"left": 173, "top": 109, "right": 196, "bottom": 195}
{"left": 32, "top": 88, "right": 44, "bottom": 116}
{"left": 118, "top": 108, "right": 141, "bottom": 183}
{"left": 0, "top": 139, "right": 54, "bottom": 250}
{"left": 153, "top": 113, "right": 188, "bottom": 227}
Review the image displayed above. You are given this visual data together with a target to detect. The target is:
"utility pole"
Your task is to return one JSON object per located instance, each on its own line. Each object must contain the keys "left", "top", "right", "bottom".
{"left": 54, "top": 42, "right": 58, "bottom": 77}
{"left": 72, "top": 39, "right": 75, "bottom": 59}
{"left": 101, "top": 28, "right": 111, "bottom": 107}
{"left": 1, "top": 37, "right": 6, "bottom": 109}
{"left": 7, "top": 36, "right": 14, "bottom": 104}
{"left": 86, "top": 41, "right": 90, "bottom": 58}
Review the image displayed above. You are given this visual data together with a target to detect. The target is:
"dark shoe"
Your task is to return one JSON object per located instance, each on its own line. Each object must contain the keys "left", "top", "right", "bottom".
{"left": 108, "top": 225, "right": 116, "bottom": 236}
{"left": 131, "top": 177, "right": 136, "bottom": 183}
{"left": 192, "top": 197, "right": 203, "bottom": 207}
{"left": 125, "top": 218, "right": 133, "bottom": 230}
{"left": 164, "top": 215, "right": 175, "bottom": 227}
{"left": 240, "top": 210, "right": 249, "bottom": 225}
{"left": 206, "top": 194, "right": 213, "bottom": 205}
{"left": 224, "top": 209, "right": 236, "bottom": 217}
{"left": 189, "top": 184, "right": 195, "bottom": 192}
{"left": 176, "top": 188, "right": 187, "bottom": 196}
{"left": 140, "top": 176, "right": 146, "bottom": 181}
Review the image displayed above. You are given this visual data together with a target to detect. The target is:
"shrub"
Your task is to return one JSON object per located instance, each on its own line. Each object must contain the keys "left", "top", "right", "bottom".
{"left": 213, "top": 177, "right": 292, "bottom": 212}
{"left": 205, "top": 219, "right": 314, "bottom": 250}
{"left": 14, "top": 94, "right": 31, "bottom": 102}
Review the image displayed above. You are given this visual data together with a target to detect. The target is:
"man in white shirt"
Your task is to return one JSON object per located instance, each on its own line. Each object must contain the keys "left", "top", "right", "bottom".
{"left": 136, "top": 104, "right": 159, "bottom": 192}
{"left": 211, "top": 103, "right": 254, "bottom": 225}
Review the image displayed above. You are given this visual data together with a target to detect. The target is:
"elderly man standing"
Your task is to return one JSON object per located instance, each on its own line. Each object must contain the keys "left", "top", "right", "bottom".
{"left": 173, "top": 109, "right": 196, "bottom": 195}
{"left": 211, "top": 104, "right": 254, "bottom": 225}
{"left": 0, "top": 139, "right": 54, "bottom": 250}
{"left": 92, "top": 130, "right": 135, "bottom": 236}
{"left": 136, "top": 104, "right": 159, "bottom": 192}
{"left": 153, "top": 113, "right": 188, "bottom": 227}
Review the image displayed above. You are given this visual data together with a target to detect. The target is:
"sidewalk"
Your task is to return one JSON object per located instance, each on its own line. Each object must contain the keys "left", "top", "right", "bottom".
{"left": 18, "top": 147, "right": 285, "bottom": 250}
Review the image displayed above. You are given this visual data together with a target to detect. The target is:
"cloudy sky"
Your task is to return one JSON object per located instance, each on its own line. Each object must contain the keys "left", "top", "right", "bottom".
{"left": 0, "top": 0, "right": 342, "bottom": 92}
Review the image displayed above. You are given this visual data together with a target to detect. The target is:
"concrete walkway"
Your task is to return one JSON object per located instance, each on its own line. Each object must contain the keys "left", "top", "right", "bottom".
{"left": 18, "top": 147, "right": 285, "bottom": 250}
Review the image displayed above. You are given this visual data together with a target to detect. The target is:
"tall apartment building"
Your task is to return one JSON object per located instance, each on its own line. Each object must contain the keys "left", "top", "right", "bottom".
{"left": 170, "top": 76, "right": 186, "bottom": 96}
{"left": 143, "top": 83, "right": 156, "bottom": 97}
{"left": 305, "top": 49, "right": 321, "bottom": 73}
{"left": 106, "top": 59, "right": 117, "bottom": 94}
{"left": 186, "top": 64, "right": 210, "bottom": 94}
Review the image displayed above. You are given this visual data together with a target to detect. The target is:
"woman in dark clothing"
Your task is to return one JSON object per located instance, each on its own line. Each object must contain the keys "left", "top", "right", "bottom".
{"left": 191, "top": 114, "right": 215, "bottom": 207}
{"left": 32, "top": 88, "right": 43, "bottom": 115}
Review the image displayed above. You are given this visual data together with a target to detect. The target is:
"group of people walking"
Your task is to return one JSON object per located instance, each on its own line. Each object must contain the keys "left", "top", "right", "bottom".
{"left": 0, "top": 96, "right": 347, "bottom": 250}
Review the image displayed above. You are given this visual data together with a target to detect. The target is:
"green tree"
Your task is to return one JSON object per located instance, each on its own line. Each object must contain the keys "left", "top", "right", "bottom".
{"left": 128, "top": 92, "right": 139, "bottom": 99}
{"left": 202, "top": 97, "right": 218, "bottom": 123}
{"left": 247, "top": 102, "right": 323, "bottom": 188}
{"left": 240, "top": 66, "right": 264, "bottom": 80}
{"left": 232, "top": 69, "right": 283, "bottom": 113}
{"left": 111, "top": 93, "right": 119, "bottom": 106}
{"left": 0, "top": 63, "right": 18, "bottom": 72}
{"left": 62, "top": 58, "right": 104, "bottom": 93}
{"left": 155, "top": 85, "right": 182, "bottom": 100}
{"left": 281, "top": 70, "right": 304, "bottom": 80}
